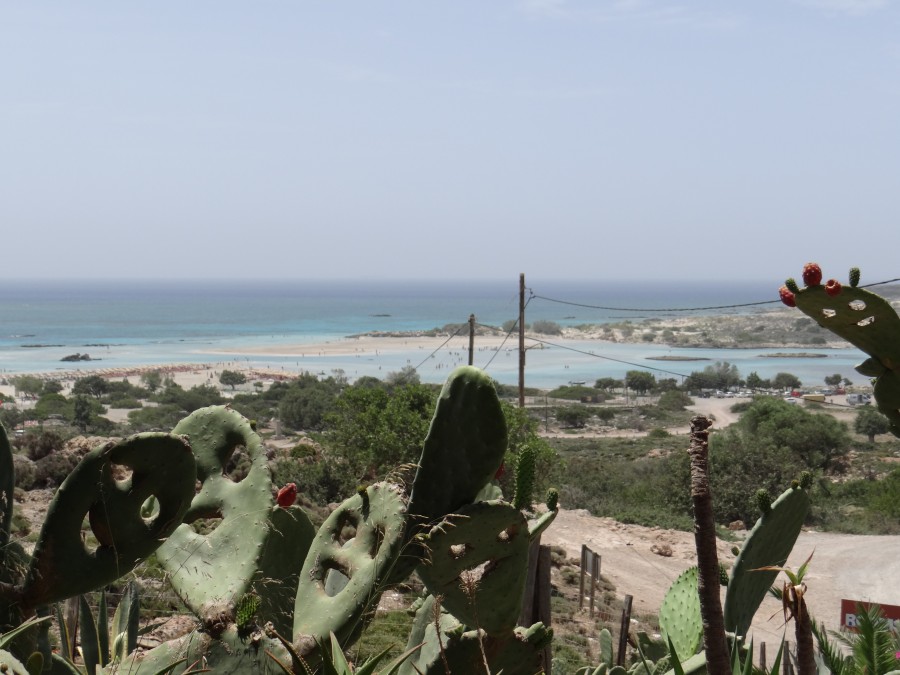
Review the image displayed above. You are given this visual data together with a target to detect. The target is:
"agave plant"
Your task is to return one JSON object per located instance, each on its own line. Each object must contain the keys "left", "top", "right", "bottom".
{"left": 812, "top": 603, "right": 900, "bottom": 675}
{"left": 755, "top": 551, "right": 816, "bottom": 675}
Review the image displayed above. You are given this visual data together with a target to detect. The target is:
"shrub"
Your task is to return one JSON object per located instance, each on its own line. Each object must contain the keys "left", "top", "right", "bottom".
{"left": 16, "top": 430, "right": 65, "bottom": 461}
{"left": 657, "top": 390, "right": 694, "bottom": 411}
{"left": 34, "top": 451, "right": 81, "bottom": 488}
{"left": 532, "top": 320, "right": 562, "bottom": 335}
{"left": 12, "top": 455, "right": 36, "bottom": 490}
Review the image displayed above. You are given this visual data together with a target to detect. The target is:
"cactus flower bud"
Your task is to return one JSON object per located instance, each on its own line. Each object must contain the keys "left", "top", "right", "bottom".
{"left": 785, "top": 278, "right": 800, "bottom": 294}
{"left": 546, "top": 488, "right": 559, "bottom": 511}
{"left": 275, "top": 483, "right": 297, "bottom": 508}
{"left": 825, "top": 279, "right": 842, "bottom": 296}
{"left": 849, "top": 267, "right": 861, "bottom": 287}
{"left": 755, "top": 489, "right": 772, "bottom": 514}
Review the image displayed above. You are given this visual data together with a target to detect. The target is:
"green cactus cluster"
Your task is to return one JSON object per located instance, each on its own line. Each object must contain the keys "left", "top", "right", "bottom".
{"left": 0, "top": 366, "right": 560, "bottom": 674}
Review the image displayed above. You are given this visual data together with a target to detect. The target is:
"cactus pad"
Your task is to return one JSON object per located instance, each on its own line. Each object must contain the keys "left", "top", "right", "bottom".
{"left": 408, "top": 366, "right": 508, "bottom": 525}
{"left": 417, "top": 500, "right": 530, "bottom": 634}
{"left": 400, "top": 594, "right": 550, "bottom": 675}
{"left": 293, "top": 482, "right": 407, "bottom": 656}
{"left": 658, "top": 566, "right": 702, "bottom": 662}
{"left": 723, "top": 482, "right": 809, "bottom": 638}
{"left": 155, "top": 406, "right": 276, "bottom": 627}
{"left": 22, "top": 433, "right": 195, "bottom": 607}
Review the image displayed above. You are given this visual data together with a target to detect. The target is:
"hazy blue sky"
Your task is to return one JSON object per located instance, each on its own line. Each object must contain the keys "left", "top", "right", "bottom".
{"left": 2, "top": 1, "right": 898, "bottom": 282}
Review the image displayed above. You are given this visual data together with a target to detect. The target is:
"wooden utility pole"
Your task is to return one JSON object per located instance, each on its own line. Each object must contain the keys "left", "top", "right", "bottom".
{"left": 468, "top": 314, "right": 475, "bottom": 366}
{"left": 519, "top": 273, "right": 525, "bottom": 408}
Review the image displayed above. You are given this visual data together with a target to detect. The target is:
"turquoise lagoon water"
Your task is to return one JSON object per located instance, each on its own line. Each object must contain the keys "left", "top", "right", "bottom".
{"left": 0, "top": 279, "right": 868, "bottom": 389}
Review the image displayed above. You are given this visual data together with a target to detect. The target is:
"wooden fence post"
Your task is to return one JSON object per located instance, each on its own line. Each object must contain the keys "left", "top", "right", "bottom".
{"left": 616, "top": 594, "right": 633, "bottom": 666}
{"left": 579, "top": 544, "right": 588, "bottom": 610}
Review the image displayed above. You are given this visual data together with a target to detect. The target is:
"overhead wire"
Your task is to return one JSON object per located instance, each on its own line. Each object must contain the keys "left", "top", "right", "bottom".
{"left": 408, "top": 275, "right": 900, "bottom": 381}
{"left": 527, "top": 277, "right": 900, "bottom": 313}
{"left": 412, "top": 324, "right": 466, "bottom": 372}
{"left": 479, "top": 295, "right": 533, "bottom": 371}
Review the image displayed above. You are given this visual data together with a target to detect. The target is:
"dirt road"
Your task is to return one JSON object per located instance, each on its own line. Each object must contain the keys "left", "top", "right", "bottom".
{"left": 543, "top": 507, "right": 900, "bottom": 652}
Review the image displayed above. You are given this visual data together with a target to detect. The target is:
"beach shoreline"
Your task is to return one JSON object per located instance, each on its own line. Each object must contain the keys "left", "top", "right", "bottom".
{"left": 0, "top": 308, "right": 866, "bottom": 393}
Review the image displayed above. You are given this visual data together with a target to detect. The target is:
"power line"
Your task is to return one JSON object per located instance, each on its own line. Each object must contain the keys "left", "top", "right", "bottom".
{"left": 528, "top": 277, "right": 900, "bottom": 314}
{"left": 474, "top": 322, "right": 691, "bottom": 379}
{"left": 412, "top": 325, "right": 466, "bottom": 372}
{"left": 480, "top": 296, "right": 533, "bottom": 372}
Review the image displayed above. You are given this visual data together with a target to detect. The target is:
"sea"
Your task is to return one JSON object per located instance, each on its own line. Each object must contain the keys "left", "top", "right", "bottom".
{"left": 0, "top": 279, "right": 870, "bottom": 390}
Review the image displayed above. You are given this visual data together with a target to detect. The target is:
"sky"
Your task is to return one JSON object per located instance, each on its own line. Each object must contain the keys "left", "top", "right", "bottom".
{"left": 2, "top": 1, "right": 899, "bottom": 282}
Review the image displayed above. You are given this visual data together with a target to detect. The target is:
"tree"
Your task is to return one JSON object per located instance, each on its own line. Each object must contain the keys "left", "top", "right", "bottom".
{"left": 33, "top": 393, "right": 70, "bottom": 420}
{"left": 684, "top": 361, "right": 741, "bottom": 392}
{"left": 10, "top": 375, "right": 43, "bottom": 398}
{"left": 385, "top": 365, "right": 420, "bottom": 387}
{"left": 594, "top": 377, "right": 621, "bottom": 392}
{"left": 772, "top": 372, "right": 802, "bottom": 391}
{"left": 667, "top": 398, "right": 849, "bottom": 525}
{"left": 531, "top": 320, "right": 562, "bottom": 335}
{"left": 42, "top": 380, "right": 63, "bottom": 395}
{"left": 556, "top": 406, "right": 592, "bottom": 429}
{"left": 278, "top": 387, "right": 334, "bottom": 431}
{"left": 219, "top": 370, "right": 247, "bottom": 390}
{"left": 656, "top": 378, "right": 678, "bottom": 392}
{"left": 73, "top": 395, "right": 92, "bottom": 432}
{"left": 325, "top": 382, "right": 434, "bottom": 480}
{"left": 72, "top": 375, "right": 109, "bottom": 399}
{"left": 854, "top": 406, "right": 890, "bottom": 443}
{"left": 824, "top": 373, "right": 843, "bottom": 387}
{"left": 141, "top": 370, "right": 163, "bottom": 393}
{"left": 745, "top": 371, "right": 770, "bottom": 391}
{"left": 625, "top": 370, "right": 656, "bottom": 396}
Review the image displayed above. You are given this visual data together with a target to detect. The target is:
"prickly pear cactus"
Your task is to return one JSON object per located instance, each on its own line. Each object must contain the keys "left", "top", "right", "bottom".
{"left": 723, "top": 478, "right": 810, "bottom": 639}
{"left": 407, "top": 366, "right": 508, "bottom": 524}
{"left": 417, "top": 500, "right": 530, "bottom": 634}
{"left": 781, "top": 263, "right": 900, "bottom": 435}
{"left": 658, "top": 567, "right": 702, "bottom": 663}
{"left": 400, "top": 594, "right": 551, "bottom": 675}
{"left": 292, "top": 482, "right": 407, "bottom": 657}
{"left": 22, "top": 433, "right": 196, "bottom": 608}
{"left": 155, "top": 406, "right": 316, "bottom": 633}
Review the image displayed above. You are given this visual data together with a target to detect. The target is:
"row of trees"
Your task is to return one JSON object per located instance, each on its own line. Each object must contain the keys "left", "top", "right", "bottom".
{"left": 588, "top": 362, "right": 849, "bottom": 396}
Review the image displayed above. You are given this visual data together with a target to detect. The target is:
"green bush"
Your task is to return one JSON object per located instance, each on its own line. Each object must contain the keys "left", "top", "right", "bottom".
{"left": 657, "top": 390, "right": 693, "bottom": 411}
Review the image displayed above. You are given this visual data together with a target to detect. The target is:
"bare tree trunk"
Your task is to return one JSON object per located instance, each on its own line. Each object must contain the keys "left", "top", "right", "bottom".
{"left": 688, "top": 416, "right": 730, "bottom": 673}
{"left": 794, "top": 599, "right": 816, "bottom": 675}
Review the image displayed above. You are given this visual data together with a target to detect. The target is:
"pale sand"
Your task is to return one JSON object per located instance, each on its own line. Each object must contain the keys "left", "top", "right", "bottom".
{"left": 207, "top": 333, "right": 517, "bottom": 358}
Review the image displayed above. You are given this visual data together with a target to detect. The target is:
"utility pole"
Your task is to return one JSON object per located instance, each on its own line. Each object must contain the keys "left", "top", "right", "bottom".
{"left": 519, "top": 273, "right": 525, "bottom": 408}
{"left": 468, "top": 314, "right": 475, "bottom": 366}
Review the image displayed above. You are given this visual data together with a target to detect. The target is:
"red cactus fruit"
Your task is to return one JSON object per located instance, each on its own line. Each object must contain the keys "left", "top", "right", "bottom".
{"left": 825, "top": 279, "right": 842, "bottom": 296}
{"left": 779, "top": 286, "right": 797, "bottom": 307}
{"left": 802, "top": 262, "right": 822, "bottom": 287}
{"left": 276, "top": 482, "right": 298, "bottom": 508}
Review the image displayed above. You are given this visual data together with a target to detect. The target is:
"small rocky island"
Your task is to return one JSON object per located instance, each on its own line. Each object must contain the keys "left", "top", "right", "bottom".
{"left": 60, "top": 353, "right": 96, "bottom": 362}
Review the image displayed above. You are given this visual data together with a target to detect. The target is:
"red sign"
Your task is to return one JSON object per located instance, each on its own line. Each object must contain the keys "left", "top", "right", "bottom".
{"left": 840, "top": 599, "right": 900, "bottom": 632}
